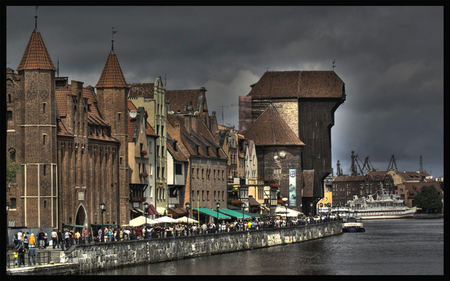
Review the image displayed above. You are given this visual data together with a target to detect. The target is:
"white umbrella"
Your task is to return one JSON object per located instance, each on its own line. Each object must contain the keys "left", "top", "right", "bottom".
{"left": 275, "top": 206, "right": 302, "bottom": 216}
{"left": 129, "top": 216, "right": 157, "bottom": 227}
{"left": 176, "top": 216, "right": 199, "bottom": 224}
{"left": 154, "top": 216, "right": 178, "bottom": 223}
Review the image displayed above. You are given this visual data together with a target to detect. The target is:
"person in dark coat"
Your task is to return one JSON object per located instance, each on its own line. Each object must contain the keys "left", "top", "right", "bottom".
{"left": 18, "top": 245, "right": 26, "bottom": 266}
{"left": 28, "top": 246, "right": 36, "bottom": 266}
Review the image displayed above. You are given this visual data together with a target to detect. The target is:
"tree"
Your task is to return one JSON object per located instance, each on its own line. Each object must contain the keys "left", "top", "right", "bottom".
{"left": 6, "top": 154, "right": 23, "bottom": 192}
{"left": 413, "top": 185, "right": 442, "bottom": 213}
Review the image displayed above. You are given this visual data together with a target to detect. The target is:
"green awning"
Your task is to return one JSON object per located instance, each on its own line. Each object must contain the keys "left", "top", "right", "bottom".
{"left": 63, "top": 224, "right": 86, "bottom": 228}
{"left": 219, "top": 208, "right": 252, "bottom": 219}
{"left": 194, "top": 208, "right": 231, "bottom": 219}
{"left": 243, "top": 211, "right": 263, "bottom": 218}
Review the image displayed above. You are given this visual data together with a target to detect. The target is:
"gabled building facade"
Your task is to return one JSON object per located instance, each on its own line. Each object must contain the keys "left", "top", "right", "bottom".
{"left": 127, "top": 101, "right": 158, "bottom": 219}
{"left": 166, "top": 111, "right": 228, "bottom": 220}
{"left": 167, "top": 135, "right": 189, "bottom": 217}
{"left": 128, "top": 78, "right": 168, "bottom": 215}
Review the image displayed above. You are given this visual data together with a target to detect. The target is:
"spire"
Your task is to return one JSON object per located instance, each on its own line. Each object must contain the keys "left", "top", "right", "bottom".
{"left": 17, "top": 7, "right": 56, "bottom": 72}
{"left": 96, "top": 30, "right": 127, "bottom": 88}
{"left": 111, "top": 27, "right": 118, "bottom": 54}
{"left": 34, "top": 6, "right": 39, "bottom": 32}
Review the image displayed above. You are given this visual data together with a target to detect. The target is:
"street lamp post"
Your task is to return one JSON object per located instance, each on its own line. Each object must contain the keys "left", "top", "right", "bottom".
{"left": 143, "top": 202, "right": 149, "bottom": 228}
{"left": 185, "top": 202, "right": 190, "bottom": 236}
{"left": 99, "top": 203, "right": 106, "bottom": 242}
{"left": 282, "top": 197, "right": 288, "bottom": 226}
{"left": 241, "top": 202, "right": 245, "bottom": 222}
{"left": 216, "top": 202, "right": 220, "bottom": 233}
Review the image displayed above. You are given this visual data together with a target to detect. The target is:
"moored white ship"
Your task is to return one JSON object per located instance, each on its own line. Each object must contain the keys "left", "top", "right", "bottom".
{"left": 335, "top": 188, "right": 417, "bottom": 220}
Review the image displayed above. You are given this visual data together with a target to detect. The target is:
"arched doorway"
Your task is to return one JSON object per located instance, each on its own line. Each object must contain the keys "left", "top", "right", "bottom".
{"left": 75, "top": 204, "right": 87, "bottom": 231}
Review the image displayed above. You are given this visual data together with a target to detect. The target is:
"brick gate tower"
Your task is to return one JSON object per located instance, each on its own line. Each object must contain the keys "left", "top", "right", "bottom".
{"left": 95, "top": 36, "right": 130, "bottom": 225}
{"left": 13, "top": 20, "right": 58, "bottom": 228}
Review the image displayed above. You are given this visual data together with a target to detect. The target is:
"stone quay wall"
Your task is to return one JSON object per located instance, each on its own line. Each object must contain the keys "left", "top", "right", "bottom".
{"left": 65, "top": 221, "right": 341, "bottom": 273}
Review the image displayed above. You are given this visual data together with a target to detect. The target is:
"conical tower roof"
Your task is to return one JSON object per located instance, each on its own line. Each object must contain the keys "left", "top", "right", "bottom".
{"left": 95, "top": 51, "right": 128, "bottom": 88}
{"left": 16, "top": 28, "right": 56, "bottom": 71}
{"left": 243, "top": 104, "right": 305, "bottom": 146}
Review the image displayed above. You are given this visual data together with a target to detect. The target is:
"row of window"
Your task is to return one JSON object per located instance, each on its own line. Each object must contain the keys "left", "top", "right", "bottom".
{"left": 191, "top": 168, "right": 225, "bottom": 180}
{"left": 191, "top": 190, "right": 226, "bottom": 202}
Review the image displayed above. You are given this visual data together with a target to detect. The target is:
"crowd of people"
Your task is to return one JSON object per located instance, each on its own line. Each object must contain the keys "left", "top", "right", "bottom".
{"left": 9, "top": 214, "right": 339, "bottom": 267}
{"left": 90, "top": 214, "right": 340, "bottom": 241}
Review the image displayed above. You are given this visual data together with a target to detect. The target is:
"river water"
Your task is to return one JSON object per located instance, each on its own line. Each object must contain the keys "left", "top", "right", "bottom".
{"left": 95, "top": 218, "right": 444, "bottom": 275}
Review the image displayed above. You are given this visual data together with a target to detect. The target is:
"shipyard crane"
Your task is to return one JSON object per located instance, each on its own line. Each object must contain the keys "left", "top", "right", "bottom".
{"left": 350, "top": 151, "right": 365, "bottom": 176}
{"left": 387, "top": 155, "right": 398, "bottom": 172}
{"left": 361, "top": 156, "right": 378, "bottom": 173}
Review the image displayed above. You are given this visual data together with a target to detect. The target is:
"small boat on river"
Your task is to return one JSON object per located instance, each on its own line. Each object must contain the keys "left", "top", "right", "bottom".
{"left": 342, "top": 217, "right": 365, "bottom": 232}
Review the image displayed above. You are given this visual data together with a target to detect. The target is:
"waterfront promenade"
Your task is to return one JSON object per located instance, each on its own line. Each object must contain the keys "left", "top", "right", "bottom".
{"left": 6, "top": 219, "right": 342, "bottom": 275}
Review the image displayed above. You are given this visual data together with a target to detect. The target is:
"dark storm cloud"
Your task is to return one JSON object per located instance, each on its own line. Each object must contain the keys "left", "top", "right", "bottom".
{"left": 6, "top": 5, "right": 444, "bottom": 177}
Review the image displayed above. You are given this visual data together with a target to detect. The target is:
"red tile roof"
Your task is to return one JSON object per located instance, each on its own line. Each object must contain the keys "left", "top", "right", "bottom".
{"left": 17, "top": 29, "right": 56, "bottom": 71}
{"left": 129, "top": 83, "right": 154, "bottom": 98}
{"left": 247, "top": 71, "right": 344, "bottom": 99}
{"left": 243, "top": 104, "right": 305, "bottom": 146}
{"left": 166, "top": 114, "right": 226, "bottom": 159}
{"left": 57, "top": 118, "right": 73, "bottom": 137}
{"left": 96, "top": 52, "right": 128, "bottom": 88}
{"left": 165, "top": 89, "right": 203, "bottom": 113}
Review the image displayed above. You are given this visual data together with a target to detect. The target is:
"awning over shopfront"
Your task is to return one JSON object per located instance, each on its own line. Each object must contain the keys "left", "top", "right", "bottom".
{"left": 63, "top": 224, "right": 86, "bottom": 229}
{"left": 91, "top": 223, "right": 118, "bottom": 227}
{"left": 146, "top": 204, "right": 158, "bottom": 215}
{"left": 218, "top": 208, "right": 252, "bottom": 219}
{"left": 248, "top": 196, "right": 260, "bottom": 206}
{"left": 168, "top": 207, "right": 187, "bottom": 218}
{"left": 194, "top": 208, "right": 231, "bottom": 219}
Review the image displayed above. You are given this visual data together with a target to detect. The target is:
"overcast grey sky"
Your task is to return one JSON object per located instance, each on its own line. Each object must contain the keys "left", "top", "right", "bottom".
{"left": 5, "top": 5, "right": 445, "bottom": 177}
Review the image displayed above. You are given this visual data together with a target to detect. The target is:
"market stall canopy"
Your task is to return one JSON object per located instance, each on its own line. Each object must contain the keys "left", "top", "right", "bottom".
{"left": 275, "top": 206, "right": 303, "bottom": 217}
{"left": 129, "top": 216, "right": 157, "bottom": 227}
{"left": 154, "top": 216, "right": 178, "bottom": 223}
{"left": 176, "top": 216, "right": 199, "bottom": 224}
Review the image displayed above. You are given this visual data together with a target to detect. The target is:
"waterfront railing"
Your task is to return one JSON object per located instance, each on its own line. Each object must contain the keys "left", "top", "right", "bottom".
{"left": 6, "top": 251, "right": 51, "bottom": 269}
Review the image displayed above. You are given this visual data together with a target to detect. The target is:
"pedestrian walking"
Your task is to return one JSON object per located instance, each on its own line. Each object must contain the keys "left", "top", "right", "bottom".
{"left": 75, "top": 230, "right": 80, "bottom": 244}
{"left": 83, "top": 229, "right": 88, "bottom": 243}
{"left": 56, "top": 229, "right": 62, "bottom": 249}
{"left": 44, "top": 230, "right": 48, "bottom": 248}
{"left": 28, "top": 246, "right": 36, "bottom": 266}
{"left": 38, "top": 230, "right": 45, "bottom": 249}
{"left": 64, "top": 229, "right": 70, "bottom": 248}
{"left": 59, "top": 231, "right": 66, "bottom": 251}
{"left": 18, "top": 245, "right": 26, "bottom": 266}
{"left": 13, "top": 232, "right": 18, "bottom": 247}
{"left": 51, "top": 229, "right": 57, "bottom": 249}
{"left": 23, "top": 235, "right": 29, "bottom": 250}
{"left": 13, "top": 250, "right": 18, "bottom": 267}
{"left": 29, "top": 233, "right": 35, "bottom": 249}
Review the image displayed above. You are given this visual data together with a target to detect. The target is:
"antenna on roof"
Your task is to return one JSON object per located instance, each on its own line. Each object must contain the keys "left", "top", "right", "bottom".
{"left": 34, "top": 6, "right": 39, "bottom": 30}
{"left": 332, "top": 59, "right": 336, "bottom": 71}
{"left": 57, "top": 57, "right": 59, "bottom": 77}
{"left": 111, "top": 27, "right": 118, "bottom": 53}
